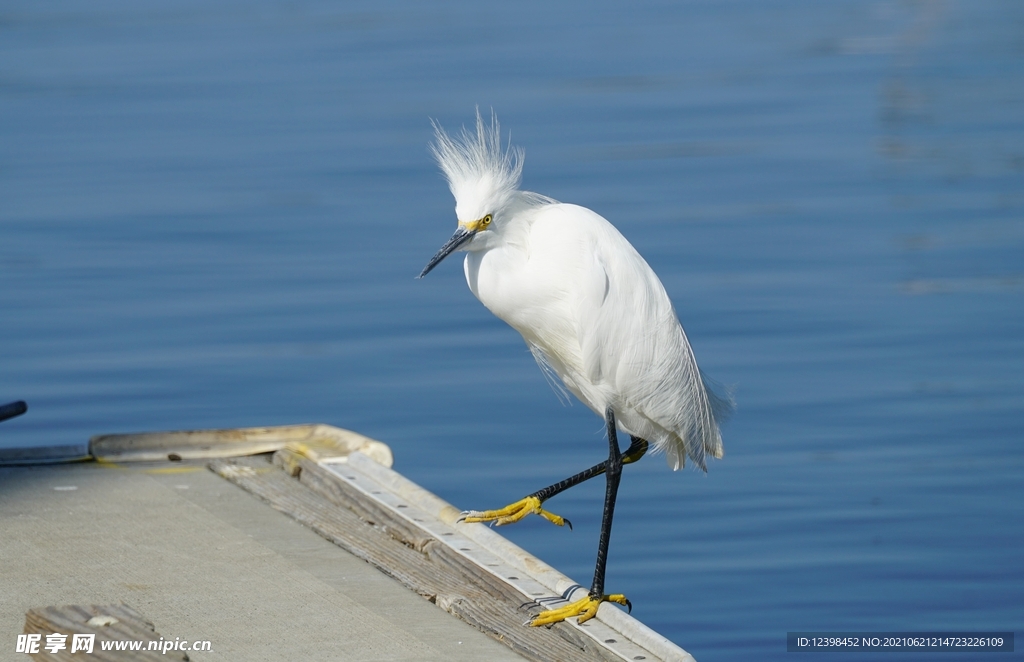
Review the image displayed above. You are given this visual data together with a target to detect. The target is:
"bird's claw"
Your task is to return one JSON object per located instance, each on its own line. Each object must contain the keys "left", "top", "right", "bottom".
{"left": 528, "top": 594, "right": 631, "bottom": 626}
{"left": 457, "top": 496, "right": 570, "bottom": 528}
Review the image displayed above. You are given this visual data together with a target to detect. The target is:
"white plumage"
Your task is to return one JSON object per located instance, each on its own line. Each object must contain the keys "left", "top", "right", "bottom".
{"left": 422, "top": 111, "right": 732, "bottom": 471}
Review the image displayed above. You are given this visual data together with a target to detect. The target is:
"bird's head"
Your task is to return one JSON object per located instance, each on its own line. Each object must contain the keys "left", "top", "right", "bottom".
{"left": 419, "top": 110, "right": 523, "bottom": 278}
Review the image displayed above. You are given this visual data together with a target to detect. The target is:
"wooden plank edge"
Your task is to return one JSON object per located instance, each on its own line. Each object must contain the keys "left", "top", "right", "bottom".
{"left": 342, "top": 451, "right": 698, "bottom": 662}
{"left": 91, "top": 424, "right": 392, "bottom": 465}
{"left": 0, "top": 424, "right": 393, "bottom": 467}
{"left": 226, "top": 449, "right": 691, "bottom": 662}
{"left": 210, "top": 454, "right": 617, "bottom": 662}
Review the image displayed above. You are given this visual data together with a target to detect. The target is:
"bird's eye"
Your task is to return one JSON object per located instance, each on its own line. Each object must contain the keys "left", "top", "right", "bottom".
{"left": 481, "top": 214, "right": 492, "bottom": 227}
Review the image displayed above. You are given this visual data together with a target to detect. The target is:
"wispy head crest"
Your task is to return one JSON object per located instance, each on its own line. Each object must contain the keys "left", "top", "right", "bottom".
{"left": 431, "top": 109, "right": 524, "bottom": 220}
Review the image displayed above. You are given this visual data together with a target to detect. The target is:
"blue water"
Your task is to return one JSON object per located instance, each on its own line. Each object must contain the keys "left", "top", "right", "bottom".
{"left": 2, "top": 1, "right": 1022, "bottom": 659}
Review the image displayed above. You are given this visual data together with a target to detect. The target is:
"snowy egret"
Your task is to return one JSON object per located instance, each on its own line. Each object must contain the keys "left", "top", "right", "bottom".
{"left": 419, "top": 111, "right": 732, "bottom": 626}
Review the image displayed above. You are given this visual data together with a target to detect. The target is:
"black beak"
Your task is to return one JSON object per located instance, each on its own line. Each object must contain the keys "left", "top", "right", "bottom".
{"left": 418, "top": 226, "right": 476, "bottom": 278}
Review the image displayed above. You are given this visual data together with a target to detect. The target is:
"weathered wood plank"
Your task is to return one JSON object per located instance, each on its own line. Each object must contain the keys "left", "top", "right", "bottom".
{"left": 340, "top": 452, "right": 694, "bottom": 662}
{"left": 211, "top": 454, "right": 624, "bottom": 662}
{"left": 22, "top": 603, "right": 188, "bottom": 661}
{"left": 90, "top": 424, "right": 392, "bottom": 466}
{"left": 292, "top": 452, "right": 667, "bottom": 659}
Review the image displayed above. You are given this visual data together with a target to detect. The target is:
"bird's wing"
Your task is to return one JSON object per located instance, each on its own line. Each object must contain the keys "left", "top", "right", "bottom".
{"left": 573, "top": 213, "right": 731, "bottom": 471}
{"left": 571, "top": 214, "right": 660, "bottom": 410}
{"left": 578, "top": 249, "right": 612, "bottom": 384}
{"left": 518, "top": 203, "right": 731, "bottom": 471}
{"left": 527, "top": 341, "right": 573, "bottom": 405}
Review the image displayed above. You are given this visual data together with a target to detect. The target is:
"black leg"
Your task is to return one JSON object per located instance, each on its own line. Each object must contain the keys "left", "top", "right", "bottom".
{"left": 525, "top": 409, "right": 638, "bottom": 626}
{"left": 588, "top": 407, "right": 627, "bottom": 606}
{"left": 529, "top": 435, "right": 648, "bottom": 502}
{"left": 459, "top": 418, "right": 647, "bottom": 531}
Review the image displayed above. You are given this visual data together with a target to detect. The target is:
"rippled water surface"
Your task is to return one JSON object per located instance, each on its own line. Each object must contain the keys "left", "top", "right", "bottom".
{"left": 2, "top": 1, "right": 1022, "bottom": 658}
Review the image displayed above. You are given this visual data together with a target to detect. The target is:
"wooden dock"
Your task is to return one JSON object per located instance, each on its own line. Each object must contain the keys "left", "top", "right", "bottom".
{"left": 1, "top": 425, "right": 695, "bottom": 661}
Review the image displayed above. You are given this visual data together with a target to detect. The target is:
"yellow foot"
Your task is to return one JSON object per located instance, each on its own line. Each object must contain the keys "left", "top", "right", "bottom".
{"left": 459, "top": 496, "right": 571, "bottom": 528}
{"left": 529, "top": 594, "right": 631, "bottom": 626}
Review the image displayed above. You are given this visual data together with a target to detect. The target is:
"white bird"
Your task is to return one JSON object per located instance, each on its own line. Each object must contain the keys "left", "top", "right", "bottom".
{"left": 419, "top": 111, "right": 732, "bottom": 626}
